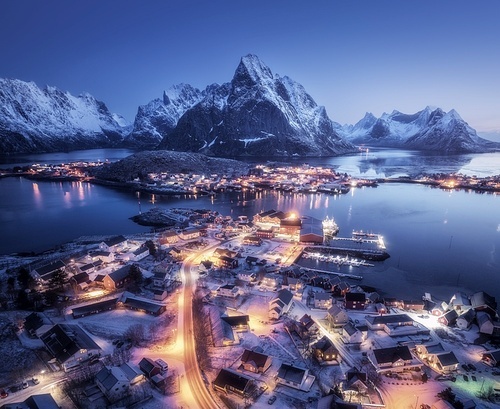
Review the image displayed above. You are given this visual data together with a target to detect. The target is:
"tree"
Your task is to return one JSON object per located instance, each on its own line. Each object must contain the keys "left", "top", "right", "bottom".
{"left": 145, "top": 240, "right": 157, "bottom": 257}
{"left": 16, "top": 289, "right": 32, "bottom": 309}
{"left": 124, "top": 323, "right": 145, "bottom": 346}
{"left": 437, "top": 387, "right": 456, "bottom": 403}
{"left": 477, "top": 385, "right": 495, "bottom": 402}
{"left": 129, "top": 264, "right": 143, "bottom": 286}
{"left": 43, "top": 290, "right": 59, "bottom": 306}
{"left": 17, "top": 267, "right": 34, "bottom": 290}
{"left": 48, "top": 269, "right": 68, "bottom": 290}
{"left": 7, "top": 277, "right": 17, "bottom": 301}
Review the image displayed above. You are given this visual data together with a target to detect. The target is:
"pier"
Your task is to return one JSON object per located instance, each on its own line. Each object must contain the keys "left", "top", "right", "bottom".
{"left": 301, "top": 252, "right": 375, "bottom": 267}
{"left": 303, "top": 239, "right": 390, "bottom": 261}
{"left": 299, "top": 266, "right": 363, "bottom": 280}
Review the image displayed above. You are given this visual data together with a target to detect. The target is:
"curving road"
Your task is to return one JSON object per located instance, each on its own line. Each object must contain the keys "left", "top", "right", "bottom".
{"left": 180, "top": 253, "right": 219, "bottom": 409}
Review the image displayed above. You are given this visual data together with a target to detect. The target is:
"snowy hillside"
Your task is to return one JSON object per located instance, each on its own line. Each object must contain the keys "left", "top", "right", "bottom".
{"left": 92, "top": 150, "right": 250, "bottom": 182}
{"left": 0, "top": 78, "right": 129, "bottom": 153}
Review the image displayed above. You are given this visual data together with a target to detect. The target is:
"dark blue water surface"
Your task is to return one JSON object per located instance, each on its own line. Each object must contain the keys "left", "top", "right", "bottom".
{"left": 1, "top": 148, "right": 499, "bottom": 301}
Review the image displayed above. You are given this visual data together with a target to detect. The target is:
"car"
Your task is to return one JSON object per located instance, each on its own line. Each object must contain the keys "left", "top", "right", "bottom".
{"left": 9, "top": 385, "right": 19, "bottom": 393}
{"left": 471, "top": 375, "right": 477, "bottom": 381}
{"left": 116, "top": 341, "right": 124, "bottom": 348}
{"left": 492, "top": 371, "right": 500, "bottom": 376}
{"left": 32, "top": 377, "right": 39, "bottom": 385}
{"left": 461, "top": 364, "right": 469, "bottom": 372}
{"left": 268, "top": 395, "right": 277, "bottom": 404}
{"left": 468, "top": 363, "right": 477, "bottom": 371}
{"left": 0, "top": 389, "right": 8, "bottom": 399}
{"left": 463, "top": 375, "right": 469, "bottom": 382}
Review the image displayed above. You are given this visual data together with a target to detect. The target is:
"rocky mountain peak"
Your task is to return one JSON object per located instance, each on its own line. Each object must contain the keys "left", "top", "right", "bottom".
{"left": 157, "top": 55, "right": 355, "bottom": 157}
{"left": 232, "top": 54, "right": 274, "bottom": 87}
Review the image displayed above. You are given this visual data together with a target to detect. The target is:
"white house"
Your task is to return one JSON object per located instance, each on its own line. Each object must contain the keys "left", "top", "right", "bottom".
{"left": 130, "top": 245, "right": 150, "bottom": 261}
{"left": 314, "top": 292, "right": 333, "bottom": 309}
{"left": 342, "top": 322, "right": 365, "bottom": 344}
{"left": 369, "top": 345, "right": 421, "bottom": 373}
{"left": 89, "top": 250, "right": 115, "bottom": 263}
{"left": 218, "top": 284, "right": 240, "bottom": 298}
{"left": 99, "top": 235, "right": 127, "bottom": 252}
{"left": 95, "top": 364, "right": 143, "bottom": 402}
{"left": 327, "top": 304, "right": 349, "bottom": 328}
{"left": 179, "top": 227, "right": 200, "bottom": 240}
{"left": 41, "top": 324, "right": 101, "bottom": 372}
{"left": 276, "top": 363, "right": 315, "bottom": 392}
{"left": 269, "top": 289, "right": 294, "bottom": 320}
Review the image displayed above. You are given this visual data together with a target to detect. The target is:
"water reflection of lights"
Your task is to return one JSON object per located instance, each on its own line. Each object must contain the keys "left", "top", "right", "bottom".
{"left": 77, "top": 181, "right": 85, "bottom": 201}
{"left": 32, "top": 182, "right": 42, "bottom": 207}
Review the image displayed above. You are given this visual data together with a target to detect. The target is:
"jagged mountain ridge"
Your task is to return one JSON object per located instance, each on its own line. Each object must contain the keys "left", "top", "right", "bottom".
{"left": 156, "top": 54, "right": 356, "bottom": 156}
{"left": 124, "top": 83, "right": 205, "bottom": 148}
{"left": 1, "top": 55, "right": 499, "bottom": 155}
{"left": 0, "top": 78, "right": 129, "bottom": 153}
{"left": 341, "top": 107, "right": 499, "bottom": 152}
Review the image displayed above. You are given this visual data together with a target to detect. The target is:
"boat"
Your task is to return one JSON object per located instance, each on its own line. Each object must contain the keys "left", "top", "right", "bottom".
{"left": 352, "top": 230, "right": 379, "bottom": 239}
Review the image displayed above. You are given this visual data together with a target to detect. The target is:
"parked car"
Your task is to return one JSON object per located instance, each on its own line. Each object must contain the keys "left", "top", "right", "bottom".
{"left": 468, "top": 363, "right": 477, "bottom": 371}
{"left": 463, "top": 375, "right": 469, "bottom": 382}
{"left": 268, "top": 395, "right": 277, "bottom": 404}
{"left": 461, "top": 364, "right": 469, "bottom": 372}
{"left": 32, "top": 377, "right": 39, "bottom": 385}
{"left": 0, "top": 389, "right": 8, "bottom": 399}
{"left": 471, "top": 375, "right": 477, "bottom": 381}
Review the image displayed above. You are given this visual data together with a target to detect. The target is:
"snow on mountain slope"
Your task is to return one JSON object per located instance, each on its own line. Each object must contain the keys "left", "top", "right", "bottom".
{"left": 0, "top": 78, "right": 129, "bottom": 153}
{"left": 158, "top": 54, "right": 355, "bottom": 156}
{"left": 125, "top": 83, "right": 204, "bottom": 147}
{"left": 341, "top": 106, "right": 499, "bottom": 153}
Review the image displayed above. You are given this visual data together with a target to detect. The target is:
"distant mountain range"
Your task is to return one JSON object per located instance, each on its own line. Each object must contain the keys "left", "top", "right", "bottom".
{"left": 339, "top": 107, "right": 498, "bottom": 152}
{"left": 0, "top": 78, "right": 129, "bottom": 154}
{"left": 0, "top": 55, "right": 498, "bottom": 155}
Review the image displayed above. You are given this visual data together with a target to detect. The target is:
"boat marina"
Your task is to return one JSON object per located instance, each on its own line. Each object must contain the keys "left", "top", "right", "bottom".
{"left": 300, "top": 252, "right": 375, "bottom": 267}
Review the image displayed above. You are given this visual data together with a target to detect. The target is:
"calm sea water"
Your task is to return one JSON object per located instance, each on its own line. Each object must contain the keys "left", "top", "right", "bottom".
{"left": 1, "top": 148, "right": 499, "bottom": 301}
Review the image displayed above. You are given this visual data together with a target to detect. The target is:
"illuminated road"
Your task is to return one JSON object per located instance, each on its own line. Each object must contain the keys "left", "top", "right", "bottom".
{"left": 179, "top": 253, "right": 219, "bottom": 409}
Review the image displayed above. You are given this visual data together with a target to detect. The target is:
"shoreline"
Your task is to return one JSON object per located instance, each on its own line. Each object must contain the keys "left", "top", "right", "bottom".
{"left": 1, "top": 171, "right": 499, "bottom": 195}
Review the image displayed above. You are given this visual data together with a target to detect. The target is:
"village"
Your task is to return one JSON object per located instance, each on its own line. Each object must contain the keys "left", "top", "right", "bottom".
{"left": 1, "top": 208, "right": 500, "bottom": 409}
{"left": 3, "top": 159, "right": 500, "bottom": 197}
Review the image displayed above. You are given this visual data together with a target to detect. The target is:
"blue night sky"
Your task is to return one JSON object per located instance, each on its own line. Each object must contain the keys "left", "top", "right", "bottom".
{"left": 1, "top": 0, "right": 500, "bottom": 140}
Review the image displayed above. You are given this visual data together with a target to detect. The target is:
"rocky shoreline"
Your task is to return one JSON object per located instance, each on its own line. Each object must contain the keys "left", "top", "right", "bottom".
{"left": 129, "top": 208, "right": 178, "bottom": 227}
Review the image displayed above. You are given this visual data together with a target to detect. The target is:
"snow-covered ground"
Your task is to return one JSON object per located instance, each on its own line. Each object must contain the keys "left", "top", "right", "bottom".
{"left": 2, "top": 231, "right": 500, "bottom": 409}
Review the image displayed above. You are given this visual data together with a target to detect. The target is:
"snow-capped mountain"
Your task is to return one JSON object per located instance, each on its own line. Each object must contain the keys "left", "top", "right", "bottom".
{"left": 0, "top": 78, "right": 129, "bottom": 153}
{"left": 157, "top": 54, "right": 356, "bottom": 156}
{"left": 341, "top": 107, "right": 498, "bottom": 153}
{"left": 124, "top": 83, "right": 205, "bottom": 148}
